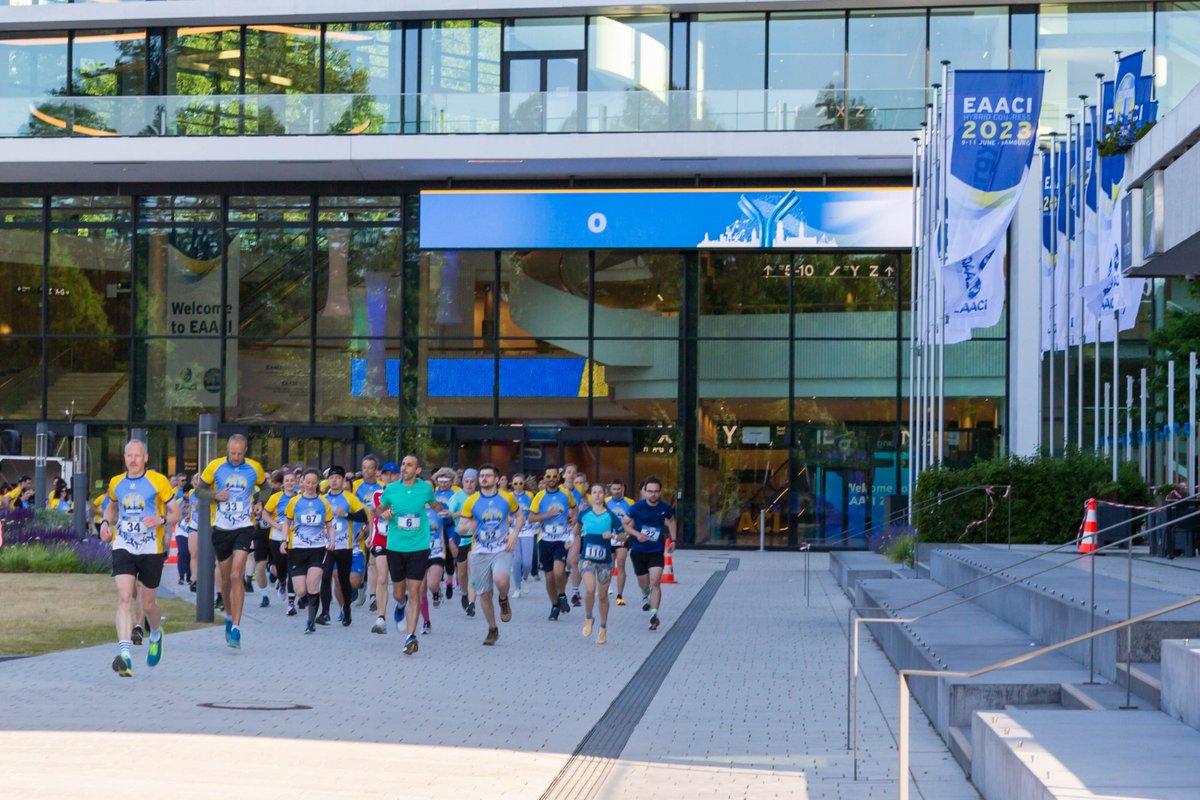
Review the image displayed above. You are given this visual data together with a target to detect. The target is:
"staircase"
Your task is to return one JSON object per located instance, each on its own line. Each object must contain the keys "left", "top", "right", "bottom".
{"left": 833, "top": 545, "right": 1200, "bottom": 799}
{"left": 15, "top": 371, "right": 128, "bottom": 419}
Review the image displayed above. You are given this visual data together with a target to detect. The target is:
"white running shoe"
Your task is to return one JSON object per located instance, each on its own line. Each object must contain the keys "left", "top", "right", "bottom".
{"left": 511, "top": 589, "right": 521, "bottom": 600}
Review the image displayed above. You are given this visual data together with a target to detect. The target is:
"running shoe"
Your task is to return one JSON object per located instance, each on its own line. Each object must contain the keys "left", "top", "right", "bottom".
{"left": 243, "top": 575, "right": 254, "bottom": 592}
{"left": 316, "top": 612, "right": 331, "bottom": 626}
{"left": 499, "top": 596, "right": 512, "bottom": 623}
{"left": 224, "top": 616, "right": 232, "bottom": 645}
{"left": 369, "top": 595, "right": 378, "bottom": 613}
{"left": 446, "top": 584, "right": 454, "bottom": 600}
{"left": 147, "top": 633, "right": 163, "bottom": 668}
{"left": 297, "top": 595, "right": 308, "bottom": 609}
{"left": 571, "top": 592, "right": 581, "bottom": 608}
{"left": 355, "top": 589, "right": 366, "bottom": 607}
{"left": 286, "top": 601, "right": 297, "bottom": 617}
{"left": 534, "top": 573, "right": 542, "bottom": 582}
{"left": 431, "top": 591, "right": 441, "bottom": 609}
{"left": 341, "top": 608, "right": 352, "bottom": 627}
{"left": 616, "top": 595, "right": 626, "bottom": 606}
{"left": 177, "top": 578, "right": 185, "bottom": 586}
{"left": 394, "top": 601, "right": 406, "bottom": 633}
{"left": 229, "top": 626, "right": 241, "bottom": 649}
{"left": 511, "top": 589, "right": 521, "bottom": 600}
{"left": 466, "top": 602, "right": 476, "bottom": 618}
{"left": 582, "top": 618, "right": 593, "bottom": 638}
{"left": 112, "top": 654, "right": 133, "bottom": 678}
{"left": 259, "top": 594, "right": 270, "bottom": 608}
{"left": 461, "top": 593, "right": 469, "bottom": 611}
{"left": 597, "top": 628, "right": 607, "bottom": 645}
{"left": 422, "top": 620, "right": 431, "bottom": 635}
{"left": 404, "top": 635, "right": 418, "bottom": 655}
{"left": 132, "top": 625, "right": 143, "bottom": 646}
{"left": 483, "top": 627, "right": 499, "bottom": 646}
{"left": 215, "top": 595, "right": 225, "bottom": 613}
{"left": 305, "top": 622, "right": 316, "bottom": 634}
{"left": 558, "top": 594, "right": 571, "bottom": 615}
{"left": 549, "top": 606, "right": 561, "bottom": 621}
{"left": 337, "top": 611, "right": 343, "bottom": 623}
{"left": 189, "top": 581, "right": 197, "bottom": 593}
{"left": 371, "top": 616, "right": 386, "bottom": 634}
{"left": 649, "top": 614, "right": 660, "bottom": 631}
{"left": 641, "top": 597, "right": 651, "bottom": 612}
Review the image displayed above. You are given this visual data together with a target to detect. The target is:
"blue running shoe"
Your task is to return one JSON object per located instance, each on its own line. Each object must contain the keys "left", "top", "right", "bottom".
{"left": 112, "top": 654, "right": 133, "bottom": 677}
{"left": 147, "top": 633, "right": 163, "bottom": 668}
{"left": 224, "top": 616, "right": 232, "bottom": 646}
{"left": 228, "top": 626, "right": 241, "bottom": 649}
{"left": 394, "top": 601, "right": 406, "bottom": 633}
{"left": 549, "top": 606, "right": 561, "bottom": 621}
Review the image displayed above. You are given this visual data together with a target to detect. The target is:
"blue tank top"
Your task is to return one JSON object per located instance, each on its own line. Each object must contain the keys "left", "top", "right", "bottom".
{"left": 579, "top": 507, "right": 615, "bottom": 564}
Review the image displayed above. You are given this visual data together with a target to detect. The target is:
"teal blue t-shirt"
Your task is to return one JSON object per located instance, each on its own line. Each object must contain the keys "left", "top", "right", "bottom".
{"left": 379, "top": 478, "right": 435, "bottom": 552}
{"left": 579, "top": 506, "right": 616, "bottom": 565}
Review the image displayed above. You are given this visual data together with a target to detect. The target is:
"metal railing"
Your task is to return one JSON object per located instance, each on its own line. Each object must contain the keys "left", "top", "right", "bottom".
{"left": 811, "top": 483, "right": 998, "bottom": 552}
{"left": 897, "top": 593, "right": 1200, "bottom": 800}
{"left": 846, "top": 492, "right": 1200, "bottom": 779}
{"left": 0, "top": 89, "right": 928, "bottom": 138}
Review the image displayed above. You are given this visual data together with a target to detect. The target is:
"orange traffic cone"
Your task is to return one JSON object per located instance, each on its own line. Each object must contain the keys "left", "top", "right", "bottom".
{"left": 660, "top": 547, "right": 678, "bottom": 584}
{"left": 166, "top": 534, "right": 179, "bottom": 565}
{"left": 1078, "top": 498, "right": 1099, "bottom": 554}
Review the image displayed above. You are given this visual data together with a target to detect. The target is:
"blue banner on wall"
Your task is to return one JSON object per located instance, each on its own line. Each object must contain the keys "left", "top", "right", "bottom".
{"left": 419, "top": 187, "right": 912, "bottom": 250}
{"left": 350, "top": 357, "right": 592, "bottom": 398}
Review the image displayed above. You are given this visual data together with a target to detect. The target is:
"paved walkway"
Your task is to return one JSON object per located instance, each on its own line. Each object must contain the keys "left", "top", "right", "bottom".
{"left": 0, "top": 551, "right": 976, "bottom": 799}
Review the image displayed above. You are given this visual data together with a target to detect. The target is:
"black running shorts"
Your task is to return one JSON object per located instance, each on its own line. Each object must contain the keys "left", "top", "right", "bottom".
{"left": 287, "top": 546, "right": 326, "bottom": 578}
{"left": 630, "top": 550, "right": 665, "bottom": 577}
{"left": 386, "top": 548, "right": 429, "bottom": 583}
{"left": 111, "top": 549, "right": 167, "bottom": 589}
{"left": 213, "top": 526, "right": 255, "bottom": 561}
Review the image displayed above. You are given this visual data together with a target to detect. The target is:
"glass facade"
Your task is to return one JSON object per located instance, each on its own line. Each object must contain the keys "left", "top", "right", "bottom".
{"left": 0, "top": 5, "right": 1192, "bottom": 136}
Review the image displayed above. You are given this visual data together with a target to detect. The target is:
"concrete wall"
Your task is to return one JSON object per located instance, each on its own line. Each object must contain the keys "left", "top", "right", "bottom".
{"left": 1161, "top": 639, "right": 1200, "bottom": 732}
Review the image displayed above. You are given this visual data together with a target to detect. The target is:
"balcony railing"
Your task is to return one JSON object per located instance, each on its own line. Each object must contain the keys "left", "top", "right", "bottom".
{"left": 0, "top": 89, "right": 928, "bottom": 138}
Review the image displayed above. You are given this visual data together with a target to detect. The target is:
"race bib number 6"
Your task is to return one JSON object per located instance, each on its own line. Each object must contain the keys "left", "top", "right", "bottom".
{"left": 397, "top": 514, "right": 420, "bottom": 530}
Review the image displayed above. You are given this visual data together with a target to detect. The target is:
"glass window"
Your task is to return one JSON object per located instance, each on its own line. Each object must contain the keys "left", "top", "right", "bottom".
{"left": 847, "top": 10, "right": 926, "bottom": 130}
{"left": 48, "top": 197, "right": 132, "bottom": 336}
{"left": 227, "top": 338, "right": 310, "bottom": 422}
{"left": 1156, "top": 3, "right": 1200, "bottom": 116}
{"left": 71, "top": 29, "right": 148, "bottom": 96}
{"left": 1037, "top": 4, "right": 1153, "bottom": 129}
{"left": 587, "top": 15, "right": 669, "bottom": 93}
{"left": 591, "top": 251, "right": 681, "bottom": 339}
{"left": 0, "top": 30, "right": 67, "bottom": 97}
{"left": 228, "top": 196, "right": 312, "bottom": 339}
{"left": 699, "top": 253, "right": 791, "bottom": 337}
{"left": 415, "top": 250, "right": 494, "bottom": 340}
{"left": 135, "top": 337, "right": 224, "bottom": 421}
{"left": 1011, "top": 8, "right": 1038, "bottom": 70}
{"left": 929, "top": 8, "right": 1008, "bottom": 73}
{"left": 324, "top": 22, "right": 401, "bottom": 134}
{"left": 768, "top": 12, "right": 845, "bottom": 130}
{"left": 45, "top": 338, "right": 130, "bottom": 420}
{"left": 792, "top": 253, "right": 900, "bottom": 338}
{"left": 315, "top": 224, "right": 402, "bottom": 338}
{"left": 591, "top": 339, "right": 679, "bottom": 423}
{"left": 244, "top": 23, "right": 320, "bottom": 95}
{"left": 0, "top": 338, "right": 40, "bottom": 420}
{"left": 0, "top": 200, "right": 44, "bottom": 336}
{"left": 504, "top": 17, "right": 585, "bottom": 52}
{"left": 165, "top": 26, "right": 242, "bottom": 135}
{"left": 500, "top": 250, "right": 589, "bottom": 341}
{"left": 421, "top": 20, "right": 501, "bottom": 93}
{"left": 689, "top": 13, "right": 766, "bottom": 129}
{"left": 314, "top": 338, "right": 400, "bottom": 421}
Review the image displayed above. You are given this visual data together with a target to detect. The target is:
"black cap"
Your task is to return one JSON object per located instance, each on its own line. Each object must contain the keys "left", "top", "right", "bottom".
{"left": 327, "top": 465, "right": 346, "bottom": 478}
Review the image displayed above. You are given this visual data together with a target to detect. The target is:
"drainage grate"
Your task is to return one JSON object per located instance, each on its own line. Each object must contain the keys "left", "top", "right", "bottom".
{"left": 540, "top": 557, "right": 739, "bottom": 800}
{"left": 198, "top": 702, "right": 312, "bottom": 712}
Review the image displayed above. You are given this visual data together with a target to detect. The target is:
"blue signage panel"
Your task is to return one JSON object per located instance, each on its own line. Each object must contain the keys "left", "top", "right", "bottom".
{"left": 420, "top": 187, "right": 912, "bottom": 250}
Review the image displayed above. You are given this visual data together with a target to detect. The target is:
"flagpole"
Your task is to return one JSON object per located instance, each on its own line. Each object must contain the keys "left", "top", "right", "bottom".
{"left": 1038, "top": 144, "right": 1049, "bottom": 454}
{"left": 908, "top": 134, "right": 920, "bottom": 517}
{"left": 1064, "top": 115, "right": 1074, "bottom": 451}
{"left": 928, "top": 87, "right": 940, "bottom": 469}
{"left": 922, "top": 111, "right": 933, "bottom": 471}
{"left": 938, "top": 61, "right": 951, "bottom": 466}
{"left": 1111, "top": 52, "right": 1121, "bottom": 481}
{"left": 1048, "top": 132, "right": 1058, "bottom": 456}
{"left": 1094, "top": 73, "right": 1105, "bottom": 454}
{"left": 1078, "top": 94, "right": 1088, "bottom": 451}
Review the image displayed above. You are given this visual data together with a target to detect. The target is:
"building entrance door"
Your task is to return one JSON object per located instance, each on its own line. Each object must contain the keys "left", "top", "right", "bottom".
{"left": 502, "top": 51, "right": 584, "bottom": 132}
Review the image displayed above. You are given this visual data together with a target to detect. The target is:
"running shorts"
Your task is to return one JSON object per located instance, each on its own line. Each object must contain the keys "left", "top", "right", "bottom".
{"left": 288, "top": 546, "right": 326, "bottom": 578}
{"left": 252, "top": 529, "right": 271, "bottom": 562}
{"left": 427, "top": 556, "right": 446, "bottom": 569}
{"left": 213, "top": 526, "right": 255, "bottom": 561}
{"left": 537, "top": 540, "right": 569, "bottom": 573}
{"left": 469, "top": 550, "right": 513, "bottom": 595}
{"left": 386, "top": 549, "right": 429, "bottom": 583}
{"left": 350, "top": 551, "right": 366, "bottom": 575}
{"left": 580, "top": 560, "right": 613, "bottom": 584}
{"left": 111, "top": 549, "right": 167, "bottom": 589}
{"left": 629, "top": 550, "right": 664, "bottom": 577}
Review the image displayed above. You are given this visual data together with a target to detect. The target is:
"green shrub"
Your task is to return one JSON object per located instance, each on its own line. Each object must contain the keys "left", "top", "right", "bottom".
{"left": 0, "top": 543, "right": 83, "bottom": 573}
{"left": 914, "top": 450, "right": 1149, "bottom": 545}
{"left": 884, "top": 534, "right": 916, "bottom": 568}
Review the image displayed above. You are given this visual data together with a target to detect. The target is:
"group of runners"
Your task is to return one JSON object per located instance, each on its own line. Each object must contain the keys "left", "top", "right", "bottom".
{"left": 99, "top": 436, "right": 677, "bottom": 676}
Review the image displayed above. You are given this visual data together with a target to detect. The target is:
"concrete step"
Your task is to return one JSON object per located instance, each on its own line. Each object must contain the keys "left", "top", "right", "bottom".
{"left": 1116, "top": 661, "right": 1162, "bottom": 708}
{"left": 929, "top": 547, "right": 1200, "bottom": 681}
{"left": 829, "top": 551, "right": 899, "bottom": 597}
{"left": 948, "top": 724, "right": 972, "bottom": 772}
{"left": 971, "top": 708, "right": 1200, "bottom": 799}
{"left": 1162, "top": 639, "right": 1200, "bottom": 732}
{"left": 856, "top": 578, "right": 1088, "bottom": 743}
{"left": 1060, "top": 681, "right": 1149, "bottom": 711}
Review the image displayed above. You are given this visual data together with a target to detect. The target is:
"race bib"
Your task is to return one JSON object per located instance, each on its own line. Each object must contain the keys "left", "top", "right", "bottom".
{"left": 584, "top": 543, "right": 607, "bottom": 561}
{"left": 396, "top": 514, "right": 420, "bottom": 530}
{"left": 642, "top": 525, "right": 661, "bottom": 542}
{"left": 299, "top": 513, "right": 323, "bottom": 526}
{"left": 118, "top": 519, "right": 143, "bottom": 537}
{"left": 218, "top": 500, "right": 245, "bottom": 521}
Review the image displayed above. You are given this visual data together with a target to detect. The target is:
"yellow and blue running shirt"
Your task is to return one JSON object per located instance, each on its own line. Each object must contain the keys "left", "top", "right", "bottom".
{"left": 284, "top": 494, "right": 333, "bottom": 549}
{"left": 325, "top": 489, "right": 366, "bottom": 550}
{"left": 530, "top": 487, "right": 574, "bottom": 543}
{"left": 200, "top": 456, "right": 265, "bottom": 530}
{"left": 106, "top": 470, "right": 175, "bottom": 556}
{"left": 263, "top": 490, "right": 296, "bottom": 543}
{"left": 460, "top": 490, "right": 520, "bottom": 554}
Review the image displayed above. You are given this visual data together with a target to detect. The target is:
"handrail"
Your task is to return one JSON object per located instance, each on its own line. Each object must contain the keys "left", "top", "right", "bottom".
{"left": 896, "top": 593, "right": 1200, "bottom": 800}
{"left": 812, "top": 483, "right": 994, "bottom": 550}
{"left": 846, "top": 496, "right": 1200, "bottom": 777}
